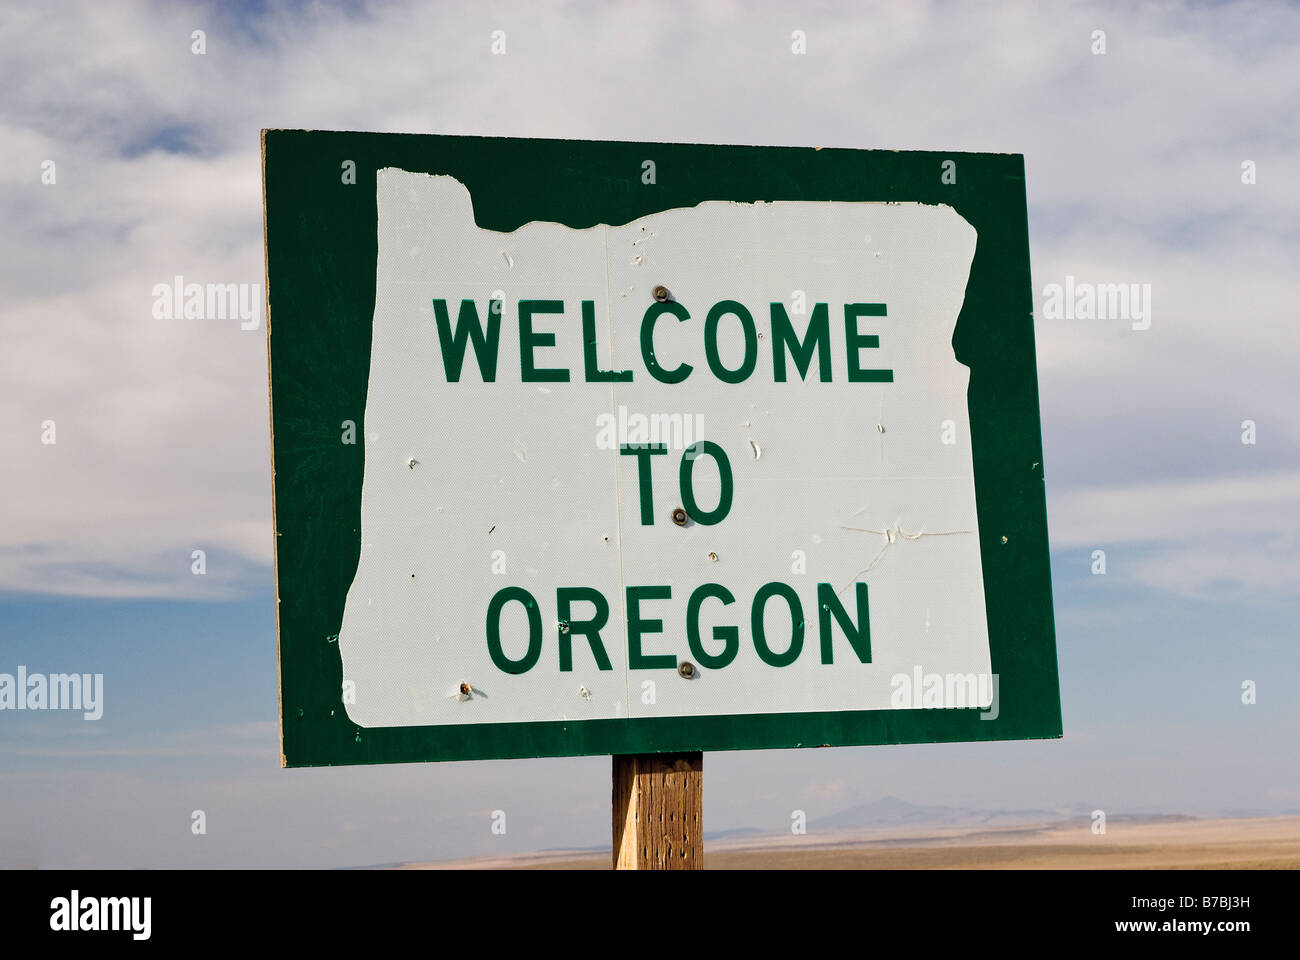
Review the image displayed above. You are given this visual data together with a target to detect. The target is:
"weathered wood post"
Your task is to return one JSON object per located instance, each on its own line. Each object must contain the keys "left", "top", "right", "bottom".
{"left": 612, "top": 752, "right": 703, "bottom": 869}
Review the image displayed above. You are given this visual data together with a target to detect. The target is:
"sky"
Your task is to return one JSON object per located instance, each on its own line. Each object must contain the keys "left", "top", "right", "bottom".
{"left": 1, "top": 0, "right": 1298, "bottom": 868}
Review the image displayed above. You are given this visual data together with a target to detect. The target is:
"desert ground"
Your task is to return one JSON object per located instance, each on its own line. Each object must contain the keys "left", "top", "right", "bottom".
{"left": 400, "top": 816, "right": 1300, "bottom": 870}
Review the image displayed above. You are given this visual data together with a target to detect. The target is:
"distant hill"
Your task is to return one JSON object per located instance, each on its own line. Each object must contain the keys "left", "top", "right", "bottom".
{"left": 805, "top": 795, "right": 1200, "bottom": 832}
{"left": 704, "top": 826, "right": 765, "bottom": 841}
{"left": 811, "top": 795, "right": 1073, "bottom": 830}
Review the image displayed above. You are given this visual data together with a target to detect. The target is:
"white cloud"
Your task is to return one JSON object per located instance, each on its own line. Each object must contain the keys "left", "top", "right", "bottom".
{"left": 1049, "top": 470, "right": 1300, "bottom": 598}
{"left": 0, "top": 0, "right": 1296, "bottom": 600}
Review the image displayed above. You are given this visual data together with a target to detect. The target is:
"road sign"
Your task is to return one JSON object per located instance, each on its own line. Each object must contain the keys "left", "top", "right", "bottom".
{"left": 263, "top": 130, "right": 1061, "bottom": 767}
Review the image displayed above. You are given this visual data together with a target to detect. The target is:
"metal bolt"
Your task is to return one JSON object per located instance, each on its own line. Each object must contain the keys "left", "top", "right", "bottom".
{"left": 459, "top": 682, "right": 473, "bottom": 697}
{"left": 708, "top": 551, "right": 718, "bottom": 562}
{"left": 678, "top": 661, "right": 695, "bottom": 679}
{"left": 671, "top": 507, "right": 688, "bottom": 526}
{"left": 652, "top": 285, "right": 670, "bottom": 302}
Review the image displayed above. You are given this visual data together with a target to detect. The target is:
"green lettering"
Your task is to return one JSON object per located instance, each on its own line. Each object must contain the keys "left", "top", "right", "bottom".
{"left": 845, "top": 303, "right": 892, "bottom": 382}
{"left": 519, "top": 300, "right": 570, "bottom": 382}
{"left": 627, "top": 585, "right": 675, "bottom": 669}
{"left": 486, "top": 586, "right": 542, "bottom": 674}
{"left": 557, "top": 586, "right": 613, "bottom": 671}
{"left": 752, "top": 582, "right": 804, "bottom": 667}
{"left": 686, "top": 583, "right": 739, "bottom": 669}
{"left": 621, "top": 443, "right": 667, "bottom": 525}
{"left": 641, "top": 301, "right": 693, "bottom": 384}
{"left": 817, "top": 582, "right": 871, "bottom": 664}
{"left": 771, "top": 302, "right": 831, "bottom": 382}
{"left": 704, "top": 299, "right": 757, "bottom": 383}
{"left": 582, "top": 300, "right": 632, "bottom": 382}
{"left": 680, "top": 441, "right": 732, "bottom": 526}
{"left": 432, "top": 298, "right": 502, "bottom": 382}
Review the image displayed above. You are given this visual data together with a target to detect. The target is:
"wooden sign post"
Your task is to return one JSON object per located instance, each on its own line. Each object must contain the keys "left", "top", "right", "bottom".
{"left": 613, "top": 752, "right": 703, "bottom": 869}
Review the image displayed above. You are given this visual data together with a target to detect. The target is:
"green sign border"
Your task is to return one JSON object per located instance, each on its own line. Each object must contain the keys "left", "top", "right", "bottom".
{"left": 263, "top": 130, "right": 1062, "bottom": 767}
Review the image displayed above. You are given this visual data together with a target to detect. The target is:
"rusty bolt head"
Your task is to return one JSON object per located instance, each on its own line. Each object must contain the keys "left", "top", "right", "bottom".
{"left": 459, "top": 682, "right": 472, "bottom": 697}
{"left": 671, "top": 507, "right": 688, "bottom": 526}
{"left": 678, "top": 661, "right": 695, "bottom": 679}
{"left": 652, "top": 285, "right": 670, "bottom": 302}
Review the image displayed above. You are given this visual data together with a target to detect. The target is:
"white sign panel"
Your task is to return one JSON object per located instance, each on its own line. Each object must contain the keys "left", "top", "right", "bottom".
{"left": 337, "top": 169, "right": 989, "bottom": 729}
